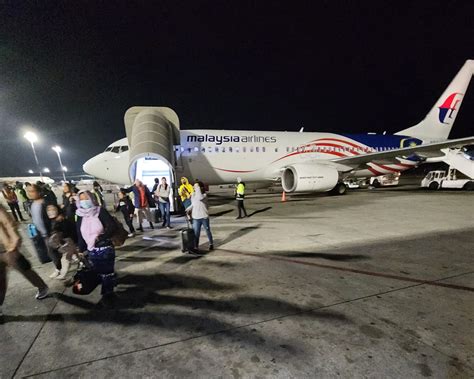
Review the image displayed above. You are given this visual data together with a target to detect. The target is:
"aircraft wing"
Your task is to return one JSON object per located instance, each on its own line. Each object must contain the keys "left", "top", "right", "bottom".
{"left": 333, "top": 136, "right": 474, "bottom": 167}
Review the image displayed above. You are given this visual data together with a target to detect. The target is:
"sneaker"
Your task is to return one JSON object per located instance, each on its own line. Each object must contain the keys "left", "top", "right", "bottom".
{"left": 209, "top": 244, "right": 214, "bottom": 251}
{"left": 236, "top": 216, "right": 242, "bottom": 220}
{"left": 35, "top": 287, "right": 49, "bottom": 300}
{"left": 127, "top": 233, "right": 134, "bottom": 238}
{"left": 49, "top": 269, "right": 60, "bottom": 278}
{"left": 166, "top": 226, "right": 172, "bottom": 229}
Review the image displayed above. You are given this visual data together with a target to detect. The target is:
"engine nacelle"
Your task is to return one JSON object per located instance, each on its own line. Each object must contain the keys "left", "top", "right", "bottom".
{"left": 281, "top": 164, "right": 339, "bottom": 193}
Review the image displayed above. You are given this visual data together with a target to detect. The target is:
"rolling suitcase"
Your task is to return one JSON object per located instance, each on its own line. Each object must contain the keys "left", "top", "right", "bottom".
{"left": 180, "top": 223, "right": 195, "bottom": 253}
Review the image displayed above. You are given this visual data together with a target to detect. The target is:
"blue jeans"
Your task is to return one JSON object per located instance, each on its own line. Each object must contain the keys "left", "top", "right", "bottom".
{"left": 192, "top": 218, "right": 213, "bottom": 248}
{"left": 159, "top": 201, "right": 171, "bottom": 227}
{"left": 88, "top": 244, "right": 116, "bottom": 295}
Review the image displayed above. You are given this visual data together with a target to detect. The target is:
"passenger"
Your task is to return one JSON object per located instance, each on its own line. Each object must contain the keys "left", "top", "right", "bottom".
{"left": 92, "top": 181, "right": 105, "bottom": 208}
{"left": 36, "top": 181, "right": 58, "bottom": 206}
{"left": 27, "top": 184, "right": 62, "bottom": 278}
{"left": 0, "top": 204, "right": 49, "bottom": 319}
{"left": 76, "top": 190, "right": 118, "bottom": 304}
{"left": 1, "top": 184, "right": 26, "bottom": 222}
{"left": 116, "top": 190, "right": 135, "bottom": 237}
{"left": 151, "top": 177, "right": 160, "bottom": 194}
{"left": 178, "top": 176, "right": 194, "bottom": 216}
{"left": 155, "top": 177, "right": 171, "bottom": 229}
{"left": 190, "top": 182, "right": 214, "bottom": 251}
{"left": 123, "top": 180, "right": 155, "bottom": 232}
{"left": 46, "top": 205, "right": 78, "bottom": 280}
{"left": 61, "top": 182, "right": 77, "bottom": 223}
{"left": 235, "top": 177, "right": 248, "bottom": 219}
{"left": 15, "top": 182, "right": 30, "bottom": 216}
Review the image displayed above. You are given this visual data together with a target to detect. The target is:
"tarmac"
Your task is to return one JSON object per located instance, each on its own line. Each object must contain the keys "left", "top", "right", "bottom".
{"left": 0, "top": 185, "right": 473, "bottom": 378}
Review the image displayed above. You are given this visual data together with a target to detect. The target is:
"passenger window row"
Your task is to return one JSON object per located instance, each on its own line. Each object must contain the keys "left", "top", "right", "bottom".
{"left": 176, "top": 146, "right": 269, "bottom": 153}
{"left": 172, "top": 145, "right": 398, "bottom": 154}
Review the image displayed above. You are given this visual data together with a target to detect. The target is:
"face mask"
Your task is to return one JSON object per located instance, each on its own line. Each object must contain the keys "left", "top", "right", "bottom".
{"left": 80, "top": 199, "right": 94, "bottom": 209}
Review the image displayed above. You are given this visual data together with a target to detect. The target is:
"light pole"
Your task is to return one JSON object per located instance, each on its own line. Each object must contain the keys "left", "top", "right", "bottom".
{"left": 52, "top": 145, "right": 67, "bottom": 182}
{"left": 24, "top": 132, "right": 43, "bottom": 180}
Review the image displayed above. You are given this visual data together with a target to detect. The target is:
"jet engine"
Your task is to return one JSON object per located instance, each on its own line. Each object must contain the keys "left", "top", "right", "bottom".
{"left": 281, "top": 164, "right": 339, "bottom": 193}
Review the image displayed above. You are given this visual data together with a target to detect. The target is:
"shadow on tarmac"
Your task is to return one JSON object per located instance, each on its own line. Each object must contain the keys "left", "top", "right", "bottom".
{"left": 268, "top": 251, "right": 370, "bottom": 261}
{"left": 1, "top": 271, "right": 351, "bottom": 360}
{"left": 247, "top": 207, "right": 273, "bottom": 218}
{"left": 215, "top": 225, "right": 261, "bottom": 247}
{"left": 209, "top": 209, "right": 234, "bottom": 218}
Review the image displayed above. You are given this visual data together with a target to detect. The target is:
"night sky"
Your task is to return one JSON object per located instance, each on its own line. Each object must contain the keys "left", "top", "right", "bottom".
{"left": 1, "top": 1, "right": 473, "bottom": 177}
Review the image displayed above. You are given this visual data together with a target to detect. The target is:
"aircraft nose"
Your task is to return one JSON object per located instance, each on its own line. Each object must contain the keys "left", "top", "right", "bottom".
{"left": 83, "top": 156, "right": 99, "bottom": 177}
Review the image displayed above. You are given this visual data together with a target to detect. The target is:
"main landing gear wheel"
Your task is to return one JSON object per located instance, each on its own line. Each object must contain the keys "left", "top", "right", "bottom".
{"left": 463, "top": 181, "right": 474, "bottom": 191}
{"left": 372, "top": 179, "right": 381, "bottom": 188}
{"left": 428, "top": 182, "right": 439, "bottom": 190}
{"left": 330, "top": 182, "right": 347, "bottom": 196}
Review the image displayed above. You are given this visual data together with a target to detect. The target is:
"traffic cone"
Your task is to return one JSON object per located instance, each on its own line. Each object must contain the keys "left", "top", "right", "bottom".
{"left": 281, "top": 191, "right": 287, "bottom": 202}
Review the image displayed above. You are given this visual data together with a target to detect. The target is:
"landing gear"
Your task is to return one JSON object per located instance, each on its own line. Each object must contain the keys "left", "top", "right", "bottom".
{"left": 330, "top": 182, "right": 347, "bottom": 196}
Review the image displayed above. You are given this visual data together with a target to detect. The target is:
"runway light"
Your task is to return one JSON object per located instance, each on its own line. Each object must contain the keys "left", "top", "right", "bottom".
{"left": 52, "top": 145, "right": 62, "bottom": 153}
{"left": 24, "top": 131, "right": 38, "bottom": 144}
{"left": 28, "top": 169, "right": 34, "bottom": 174}
{"left": 43, "top": 168, "right": 50, "bottom": 173}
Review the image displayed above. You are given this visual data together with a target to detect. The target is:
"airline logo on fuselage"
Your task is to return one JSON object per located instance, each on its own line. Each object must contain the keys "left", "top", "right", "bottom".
{"left": 438, "top": 92, "right": 463, "bottom": 124}
{"left": 187, "top": 134, "right": 277, "bottom": 145}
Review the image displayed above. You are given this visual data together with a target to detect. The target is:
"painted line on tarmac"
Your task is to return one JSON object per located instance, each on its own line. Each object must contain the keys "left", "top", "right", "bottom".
{"left": 218, "top": 249, "right": 474, "bottom": 292}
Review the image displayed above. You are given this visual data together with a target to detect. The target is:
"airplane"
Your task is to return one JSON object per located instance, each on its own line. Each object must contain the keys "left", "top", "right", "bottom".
{"left": 0, "top": 176, "right": 55, "bottom": 186}
{"left": 83, "top": 60, "right": 474, "bottom": 194}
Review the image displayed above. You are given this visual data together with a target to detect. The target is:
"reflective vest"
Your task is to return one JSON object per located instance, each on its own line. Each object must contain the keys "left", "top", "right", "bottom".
{"left": 236, "top": 183, "right": 245, "bottom": 199}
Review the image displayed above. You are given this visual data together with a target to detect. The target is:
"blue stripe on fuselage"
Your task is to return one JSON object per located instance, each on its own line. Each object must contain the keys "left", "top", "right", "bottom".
{"left": 342, "top": 134, "right": 423, "bottom": 149}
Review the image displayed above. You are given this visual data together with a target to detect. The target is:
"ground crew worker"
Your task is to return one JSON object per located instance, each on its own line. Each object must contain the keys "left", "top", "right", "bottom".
{"left": 235, "top": 177, "right": 248, "bottom": 219}
{"left": 178, "top": 177, "right": 194, "bottom": 214}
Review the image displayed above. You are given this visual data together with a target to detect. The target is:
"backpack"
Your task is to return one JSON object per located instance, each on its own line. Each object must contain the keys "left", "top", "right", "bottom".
{"left": 110, "top": 216, "right": 129, "bottom": 247}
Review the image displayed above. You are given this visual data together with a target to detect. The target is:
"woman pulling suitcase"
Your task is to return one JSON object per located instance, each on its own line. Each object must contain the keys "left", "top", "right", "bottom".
{"left": 75, "top": 190, "right": 118, "bottom": 306}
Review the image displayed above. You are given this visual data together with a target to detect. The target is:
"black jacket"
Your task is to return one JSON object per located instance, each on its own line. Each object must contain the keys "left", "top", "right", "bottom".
{"left": 52, "top": 218, "right": 78, "bottom": 243}
{"left": 76, "top": 208, "right": 117, "bottom": 252}
{"left": 116, "top": 196, "right": 135, "bottom": 217}
{"left": 62, "top": 194, "right": 77, "bottom": 222}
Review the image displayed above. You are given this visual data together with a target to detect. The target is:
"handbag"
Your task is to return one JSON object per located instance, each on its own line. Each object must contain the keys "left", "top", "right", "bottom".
{"left": 72, "top": 266, "right": 101, "bottom": 295}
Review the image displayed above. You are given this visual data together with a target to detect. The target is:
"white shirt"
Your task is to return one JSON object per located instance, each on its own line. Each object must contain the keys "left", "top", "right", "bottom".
{"left": 190, "top": 187, "right": 209, "bottom": 219}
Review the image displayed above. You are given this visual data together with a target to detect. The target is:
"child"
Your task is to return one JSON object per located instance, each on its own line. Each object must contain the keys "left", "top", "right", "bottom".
{"left": 116, "top": 190, "right": 135, "bottom": 237}
{"left": 46, "top": 204, "right": 78, "bottom": 280}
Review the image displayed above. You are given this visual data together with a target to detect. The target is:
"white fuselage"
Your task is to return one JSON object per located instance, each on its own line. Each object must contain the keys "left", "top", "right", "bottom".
{"left": 83, "top": 130, "right": 421, "bottom": 185}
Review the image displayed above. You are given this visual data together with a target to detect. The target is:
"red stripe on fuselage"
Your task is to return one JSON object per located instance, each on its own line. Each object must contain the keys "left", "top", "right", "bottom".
{"left": 312, "top": 137, "right": 365, "bottom": 150}
{"left": 213, "top": 168, "right": 257, "bottom": 173}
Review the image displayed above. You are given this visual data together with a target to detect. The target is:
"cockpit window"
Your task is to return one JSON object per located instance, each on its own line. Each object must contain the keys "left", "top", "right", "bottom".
{"left": 111, "top": 146, "right": 120, "bottom": 153}
{"left": 105, "top": 147, "right": 113, "bottom": 152}
{"left": 120, "top": 146, "right": 129, "bottom": 152}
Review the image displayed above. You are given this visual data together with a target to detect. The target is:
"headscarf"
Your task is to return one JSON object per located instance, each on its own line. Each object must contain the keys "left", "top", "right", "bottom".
{"left": 75, "top": 190, "right": 101, "bottom": 218}
{"left": 76, "top": 190, "right": 103, "bottom": 250}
